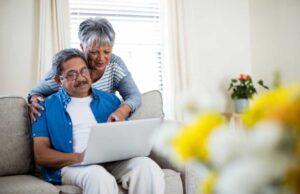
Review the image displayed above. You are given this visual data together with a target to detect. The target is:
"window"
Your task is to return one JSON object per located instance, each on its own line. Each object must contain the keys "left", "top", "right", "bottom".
{"left": 69, "top": 0, "right": 163, "bottom": 93}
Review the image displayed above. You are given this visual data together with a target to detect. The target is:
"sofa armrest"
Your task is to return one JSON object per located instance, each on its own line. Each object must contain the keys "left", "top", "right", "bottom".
{"left": 150, "top": 150, "right": 209, "bottom": 194}
{"left": 149, "top": 149, "right": 186, "bottom": 192}
{"left": 184, "top": 162, "right": 209, "bottom": 194}
{"left": 149, "top": 149, "right": 182, "bottom": 171}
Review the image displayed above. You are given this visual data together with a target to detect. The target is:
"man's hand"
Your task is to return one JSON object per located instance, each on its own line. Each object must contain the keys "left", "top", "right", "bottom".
{"left": 107, "top": 104, "right": 131, "bottom": 122}
{"left": 29, "top": 95, "right": 45, "bottom": 123}
{"left": 34, "top": 137, "right": 84, "bottom": 168}
{"left": 74, "top": 152, "right": 84, "bottom": 164}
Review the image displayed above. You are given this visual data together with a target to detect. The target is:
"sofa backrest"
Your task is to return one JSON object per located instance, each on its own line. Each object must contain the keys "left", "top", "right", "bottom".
{"left": 129, "top": 90, "right": 164, "bottom": 120}
{"left": 0, "top": 91, "right": 163, "bottom": 176}
{"left": 0, "top": 96, "right": 33, "bottom": 176}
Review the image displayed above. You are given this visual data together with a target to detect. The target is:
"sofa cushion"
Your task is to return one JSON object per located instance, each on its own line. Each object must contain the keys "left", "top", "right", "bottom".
{"left": 55, "top": 169, "right": 183, "bottom": 194}
{"left": 164, "top": 169, "right": 183, "bottom": 194}
{"left": 55, "top": 185, "right": 81, "bottom": 194}
{"left": 0, "top": 175, "right": 59, "bottom": 194}
{"left": 0, "top": 97, "right": 33, "bottom": 176}
{"left": 129, "top": 90, "right": 164, "bottom": 120}
{"left": 185, "top": 162, "right": 209, "bottom": 194}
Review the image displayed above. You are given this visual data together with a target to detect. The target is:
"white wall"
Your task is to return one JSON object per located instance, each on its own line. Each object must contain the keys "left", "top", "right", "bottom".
{"left": 250, "top": 0, "right": 300, "bottom": 86}
{"left": 1, "top": 0, "right": 299, "bottom": 111}
{"left": 182, "top": 0, "right": 251, "bottom": 112}
{"left": 0, "top": 0, "right": 39, "bottom": 98}
{"left": 179, "top": 0, "right": 300, "bottom": 113}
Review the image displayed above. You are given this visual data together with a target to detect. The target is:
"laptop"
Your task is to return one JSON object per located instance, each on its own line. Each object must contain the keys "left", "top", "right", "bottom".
{"left": 76, "top": 118, "right": 162, "bottom": 166}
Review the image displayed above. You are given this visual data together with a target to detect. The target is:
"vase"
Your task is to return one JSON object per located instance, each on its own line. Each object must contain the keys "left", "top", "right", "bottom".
{"left": 234, "top": 98, "right": 249, "bottom": 113}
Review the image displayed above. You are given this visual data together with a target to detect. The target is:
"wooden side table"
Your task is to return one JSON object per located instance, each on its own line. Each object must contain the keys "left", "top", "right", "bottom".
{"left": 221, "top": 112, "right": 243, "bottom": 130}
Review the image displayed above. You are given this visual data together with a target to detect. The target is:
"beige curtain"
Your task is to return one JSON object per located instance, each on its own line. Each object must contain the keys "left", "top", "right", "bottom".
{"left": 162, "top": 0, "right": 189, "bottom": 120}
{"left": 36, "top": 0, "right": 70, "bottom": 81}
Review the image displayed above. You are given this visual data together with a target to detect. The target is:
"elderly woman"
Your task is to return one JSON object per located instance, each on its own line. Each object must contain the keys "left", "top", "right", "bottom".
{"left": 29, "top": 17, "right": 141, "bottom": 122}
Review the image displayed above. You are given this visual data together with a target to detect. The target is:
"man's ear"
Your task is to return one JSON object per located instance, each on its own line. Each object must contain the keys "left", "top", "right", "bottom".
{"left": 54, "top": 75, "right": 62, "bottom": 85}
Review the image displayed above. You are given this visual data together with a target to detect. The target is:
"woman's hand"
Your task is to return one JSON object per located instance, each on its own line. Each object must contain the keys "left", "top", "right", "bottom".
{"left": 29, "top": 95, "right": 45, "bottom": 123}
{"left": 107, "top": 104, "right": 131, "bottom": 122}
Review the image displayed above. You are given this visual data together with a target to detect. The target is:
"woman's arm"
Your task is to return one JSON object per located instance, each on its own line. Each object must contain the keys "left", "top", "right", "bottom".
{"left": 111, "top": 54, "right": 142, "bottom": 113}
{"left": 117, "top": 73, "right": 142, "bottom": 113}
{"left": 28, "top": 68, "right": 60, "bottom": 100}
{"left": 107, "top": 74, "right": 141, "bottom": 122}
{"left": 28, "top": 68, "right": 60, "bottom": 122}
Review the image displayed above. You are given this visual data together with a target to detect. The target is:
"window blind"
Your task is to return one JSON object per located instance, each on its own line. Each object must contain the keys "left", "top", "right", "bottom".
{"left": 69, "top": 0, "right": 163, "bottom": 93}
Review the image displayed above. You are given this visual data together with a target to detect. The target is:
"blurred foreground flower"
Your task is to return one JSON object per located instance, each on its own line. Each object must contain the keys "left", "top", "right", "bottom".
{"left": 167, "top": 84, "right": 300, "bottom": 194}
{"left": 172, "top": 113, "right": 224, "bottom": 162}
{"left": 243, "top": 84, "right": 300, "bottom": 130}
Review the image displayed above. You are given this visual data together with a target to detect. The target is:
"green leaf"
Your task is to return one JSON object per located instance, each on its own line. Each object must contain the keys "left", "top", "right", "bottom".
{"left": 258, "top": 80, "right": 269, "bottom": 89}
{"left": 228, "top": 83, "right": 233, "bottom": 90}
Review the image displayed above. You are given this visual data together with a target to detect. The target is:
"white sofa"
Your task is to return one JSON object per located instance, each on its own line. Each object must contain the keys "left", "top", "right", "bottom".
{"left": 0, "top": 90, "right": 204, "bottom": 194}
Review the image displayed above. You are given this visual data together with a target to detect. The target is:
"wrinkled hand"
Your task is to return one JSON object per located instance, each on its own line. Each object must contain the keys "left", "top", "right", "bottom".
{"left": 107, "top": 104, "right": 132, "bottom": 122}
{"left": 107, "top": 111, "right": 125, "bottom": 122}
{"left": 29, "top": 95, "right": 45, "bottom": 123}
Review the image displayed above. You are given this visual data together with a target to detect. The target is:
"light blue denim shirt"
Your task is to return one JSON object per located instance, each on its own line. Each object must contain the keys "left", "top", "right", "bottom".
{"left": 29, "top": 54, "right": 141, "bottom": 112}
{"left": 32, "top": 87, "right": 120, "bottom": 184}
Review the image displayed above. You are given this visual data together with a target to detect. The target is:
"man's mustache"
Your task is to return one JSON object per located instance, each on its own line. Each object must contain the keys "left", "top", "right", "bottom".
{"left": 74, "top": 80, "right": 89, "bottom": 88}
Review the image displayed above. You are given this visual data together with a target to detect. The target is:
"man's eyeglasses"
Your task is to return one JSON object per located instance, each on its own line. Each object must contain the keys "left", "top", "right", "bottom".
{"left": 60, "top": 67, "right": 90, "bottom": 81}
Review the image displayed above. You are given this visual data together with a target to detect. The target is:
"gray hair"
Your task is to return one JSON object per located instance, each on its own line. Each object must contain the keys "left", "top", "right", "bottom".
{"left": 52, "top": 48, "right": 88, "bottom": 75}
{"left": 78, "top": 17, "right": 115, "bottom": 48}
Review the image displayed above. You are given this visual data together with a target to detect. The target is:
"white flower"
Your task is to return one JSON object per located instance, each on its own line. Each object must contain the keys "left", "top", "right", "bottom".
{"left": 246, "top": 121, "right": 283, "bottom": 155}
{"left": 152, "top": 120, "right": 184, "bottom": 166}
{"left": 207, "top": 121, "right": 284, "bottom": 169}
{"left": 215, "top": 155, "right": 289, "bottom": 194}
{"left": 207, "top": 125, "right": 247, "bottom": 168}
{"left": 208, "top": 121, "right": 290, "bottom": 194}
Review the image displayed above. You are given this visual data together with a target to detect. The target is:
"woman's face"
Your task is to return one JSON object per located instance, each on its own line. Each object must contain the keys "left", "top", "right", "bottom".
{"left": 82, "top": 43, "right": 112, "bottom": 74}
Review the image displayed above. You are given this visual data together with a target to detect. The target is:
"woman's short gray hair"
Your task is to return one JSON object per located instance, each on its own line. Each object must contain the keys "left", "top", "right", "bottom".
{"left": 78, "top": 17, "right": 115, "bottom": 48}
{"left": 52, "top": 48, "right": 88, "bottom": 75}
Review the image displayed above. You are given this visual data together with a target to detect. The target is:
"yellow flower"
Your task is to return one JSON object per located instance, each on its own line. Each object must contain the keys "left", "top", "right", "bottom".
{"left": 297, "top": 140, "right": 300, "bottom": 156}
{"left": 283, "top": 164, "right": 300, "bottom": 194}
{"left": 172, "top": 113, "right": 224, "bottom": 161}
{"left": 201, "top": 171, "right": 218, "bottom": 194}
{"left": 242, "top": 84, "right": 300, "bottom": 131}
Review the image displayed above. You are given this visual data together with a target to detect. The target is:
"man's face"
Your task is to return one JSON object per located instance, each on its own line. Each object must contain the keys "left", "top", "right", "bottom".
{"left": 58, "top": 57, "right": 92, "bottom": 97}
{"left": 82, "top": 42, "right": 112, "bottom": 75}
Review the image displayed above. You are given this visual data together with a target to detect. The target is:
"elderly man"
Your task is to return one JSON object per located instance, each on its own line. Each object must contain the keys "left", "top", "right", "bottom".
{"left": 32, "top": 48, "right": 164, "bottom": 194}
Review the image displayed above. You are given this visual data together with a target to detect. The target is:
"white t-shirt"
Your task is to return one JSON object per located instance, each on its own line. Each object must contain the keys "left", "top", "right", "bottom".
{"left": 67, "top": 96, "right": 97, "bottom": 153}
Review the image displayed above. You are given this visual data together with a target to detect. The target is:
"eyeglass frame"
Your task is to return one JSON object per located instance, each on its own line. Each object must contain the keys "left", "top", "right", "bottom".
{"left": 59, "top": 66, "right": 90, "bottom": 81}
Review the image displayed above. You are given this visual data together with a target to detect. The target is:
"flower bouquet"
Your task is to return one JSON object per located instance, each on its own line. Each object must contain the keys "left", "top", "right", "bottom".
{"left": 169, "top": 84, "right": 300, "bottom": 194}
